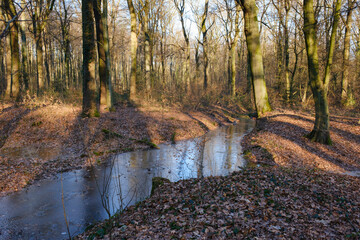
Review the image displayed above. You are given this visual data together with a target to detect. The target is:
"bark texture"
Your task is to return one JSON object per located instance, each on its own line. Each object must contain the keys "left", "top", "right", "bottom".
{"left": 238, "top": 0, "right": 272, "bottom": 117}
{"left": 82, "top": 0, "right": 99, "bottom": 117}
{"left": 303, "top": 0, "right": 333, "bottom": 144}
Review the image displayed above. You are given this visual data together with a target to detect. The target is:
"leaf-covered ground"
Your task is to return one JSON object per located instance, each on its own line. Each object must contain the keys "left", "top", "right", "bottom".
{"left": 242, "top": 110, "right": 360, "bottom": 173}
{"left": 0, "top": 102, "right": 242, "bottom": 196}
{"left": 78, "top": 167, "right": 359, "bottom": 240}
{"left": 77, "top": 109, "right": 360, "bottom": 240}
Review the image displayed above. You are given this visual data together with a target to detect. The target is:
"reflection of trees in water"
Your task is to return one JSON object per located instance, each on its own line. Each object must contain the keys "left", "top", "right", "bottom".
{"left": 197, "top": 136, "right": 207, "bottom": 179}
{"left": 225, "top": 125, "right": 234, "bottom": 171}
{"left": 92, "top": 123, "right": 253, "bottom": 218}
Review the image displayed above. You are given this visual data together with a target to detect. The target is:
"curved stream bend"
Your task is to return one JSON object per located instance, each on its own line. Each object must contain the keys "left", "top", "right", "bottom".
{"left": 0, "top": 119, "right": 255, "bottom": 240}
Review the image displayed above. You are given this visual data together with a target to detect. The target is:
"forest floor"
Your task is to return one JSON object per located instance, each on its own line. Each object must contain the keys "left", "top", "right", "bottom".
{"left": 0, "top": 100, "right": 246, "bottom": 197}
{"left": 77, "top": 109, "right": 360, "bottom": 239}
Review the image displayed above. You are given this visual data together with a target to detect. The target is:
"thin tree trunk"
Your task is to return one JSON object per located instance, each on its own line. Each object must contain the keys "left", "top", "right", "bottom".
{"left": 127, "top": 0, "right": 138, "bottom": 101}
{"left": 44, "top": 32, "right": 51, "bottom": 88}
{"left": 35, "top": 3, "right": 45, "bottom": 94}
{"left": 201, "top": 0, "right": 209, "bottom": 90}
{"left": 229, "top": 3, "right": 240, "bottom": 97}
{"left": 20, "top": 0, "right": 29, "bottom": 91}
{"left": 143, "top": 0, "right": 151, "bottom": 92}
{"left": 5, "top": 25, "right": 12, "bottom": 99}
{"left": 102, "top": 0, "right": 113, "bottom": 108}
{"left": 284, "top": 0, "right": 290, "bottom": 102}
{"left": 323, "top": 0, "right": 342, "bottom": 91}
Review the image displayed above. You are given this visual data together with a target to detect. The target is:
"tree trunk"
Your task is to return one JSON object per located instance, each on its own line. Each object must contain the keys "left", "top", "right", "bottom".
{"left": 102, "top": 0, "right": 113, "bottom": 108}
{"left": 93, "top": 0, "right": 108, "bottom": 106}
{"left": 143, "top": 0, "right": 151, "bottom": 92}
{"left": 357, "top": 25, "right": 360, "bottom": 90}
{"left": 4, "top": 0, "right": 20, "bottom": 100}
{"left": 82, "top": 0, "right": 99, "bottom": 117}
{"left": 323, "top": 0, "right": 341, "bottom": 91}
{"left": 284, "top": 0, "right": 290, "bottom": 102}
{"left": 276, "top": 22, "right": 283, "bottom": 91}
{"left": 44, "top": 32, "right": 51, "bottom": 88}
{"left": 5, "top": 26, "right": 12, "bottom": 99}
{"left": 35, "top": 5, "right": 45, "bottom": 94}
{"left": 238, "top": 0, "right": 272, "bottom": 117}
{"left": 127, "top": 0, "right": 138, "bottom": 101}
{"left": 341, "top": 0, "right": 355, "bottom": 106}
{"left": 303, "top": 0, "right": 332, "bottom": 144}
{"left": 20, "top": 0, "right": 29, "bottom": 91}
{"left": 229, "top": 4, "right": 241, "bottom": 97}
{"left": 201, "top": 0, "right": 209, "bottom": 91}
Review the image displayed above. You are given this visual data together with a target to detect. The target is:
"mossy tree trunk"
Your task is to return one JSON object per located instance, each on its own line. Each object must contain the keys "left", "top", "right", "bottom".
{"left": 284, "top": 0, "right": 290, "bottom": 102}
{"left": 341, "top": 0, "right": 355, "bottom": 106}
{"left": 82, "top": 0, "right": 99, "bottom": 117}
{"left": 102, "top": 0, "right": 113, "bottom": 108}
{"left": 237, "top": 0, "right": 272, "bottom": 117}
{"left": 303, "top": 0, "right": 341, "bottom": 144}
{"left": 323, "top": 0, "right": 341, "bottom": 93}
{"left": 93, "top": 0, "right": 112, "bottom": 108}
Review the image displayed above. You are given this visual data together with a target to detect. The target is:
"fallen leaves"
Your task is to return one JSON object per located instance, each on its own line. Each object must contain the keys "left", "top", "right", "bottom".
{"left": 78, "top": 167, "right": 360, "bottom": 240}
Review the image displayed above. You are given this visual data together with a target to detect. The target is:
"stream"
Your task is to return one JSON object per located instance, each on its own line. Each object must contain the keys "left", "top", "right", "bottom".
{"left": 0, "top": 118, "right": 255, "bottom": 240}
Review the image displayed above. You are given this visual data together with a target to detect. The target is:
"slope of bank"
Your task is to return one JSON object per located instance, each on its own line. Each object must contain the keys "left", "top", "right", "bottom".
{"left": 0, "top": 101, "right": 245, "bottom": 196}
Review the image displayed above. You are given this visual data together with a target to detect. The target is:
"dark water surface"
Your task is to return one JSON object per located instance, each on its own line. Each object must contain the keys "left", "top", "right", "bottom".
{"left": 0, "top": 119, "right": 255, "bottom": 240}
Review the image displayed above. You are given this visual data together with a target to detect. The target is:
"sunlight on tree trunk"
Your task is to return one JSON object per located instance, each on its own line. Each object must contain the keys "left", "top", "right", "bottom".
{"left": 4, "top": 0, "right": 20, "bottom": 100}
{"left": 341, "top": 0, "right": 355, "bottom": 106}
{"left": 127, "top": 0, "right": 138, "bottom": 101}
{"left": 82, "top": 0, "right": 99, "bottom": 117}
{"left": 237, "top": 0, "right": 272, "bottom": 117}
{"left": 303, "top": 0, "right": 339, "bottom": 144}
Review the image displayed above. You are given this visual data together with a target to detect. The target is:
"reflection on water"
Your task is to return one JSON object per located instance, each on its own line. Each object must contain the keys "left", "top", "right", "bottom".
{"left": 0, "top": 119, "right": 254, "bottom": 240}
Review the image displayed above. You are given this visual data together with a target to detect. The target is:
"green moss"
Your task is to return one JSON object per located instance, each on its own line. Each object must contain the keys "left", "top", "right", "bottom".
{"left": 169, "top": 221, "right": 182, "bottom": 230}
{"left": 151, "top": 177, "right": 170, "bottom": 196}
{"left": 93, "top": 151, "right": 104, "bottom": 156}
{"left": 94, "top": 110, "right": 100, "bottom": 118}
{"left": 102, "top": 129, "right": 124, "bottom": 139}
{"left": 31, "top": 121, "right": 43, "bottom": 127}
{"left": 136, "top": 138, "right": 159, "bottom": 149}
{"left": 243, "top": 150, "right": 252, "bottom": 160}
{"left": 171, "top": 132, "right": 176, "bottom": 144}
